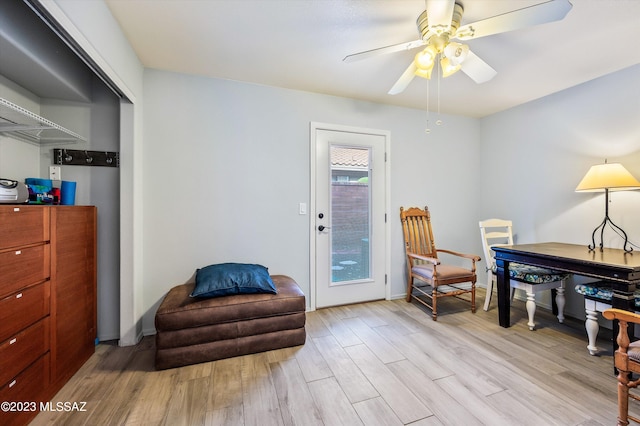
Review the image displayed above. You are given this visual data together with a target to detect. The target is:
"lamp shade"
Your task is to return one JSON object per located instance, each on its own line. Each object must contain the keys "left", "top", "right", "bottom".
{"left": 575, "top": 162, "right": 640, "bottom": 192}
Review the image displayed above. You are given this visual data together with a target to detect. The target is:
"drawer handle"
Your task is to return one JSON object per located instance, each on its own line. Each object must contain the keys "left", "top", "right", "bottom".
{"left": 15, "top": 293, "right": 23, "bottom": 299}
{"left": 15, "top": 250, "right": 21, "bottom": 255}
{"left": 9, "top": 338, "right": 16, "bottom": 345}
{"left": 9, "top": 380, "right": 16, "bottom": 388}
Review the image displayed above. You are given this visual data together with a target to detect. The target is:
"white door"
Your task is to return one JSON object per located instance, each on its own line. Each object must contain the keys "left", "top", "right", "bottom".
{"left": 311, "top": 123, "right": 389, "bottom": 308}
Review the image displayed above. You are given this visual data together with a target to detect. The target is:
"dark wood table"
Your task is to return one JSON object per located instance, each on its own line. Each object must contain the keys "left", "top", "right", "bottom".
{"left": 493, "top": 242, "right": 640, "bottom": 330}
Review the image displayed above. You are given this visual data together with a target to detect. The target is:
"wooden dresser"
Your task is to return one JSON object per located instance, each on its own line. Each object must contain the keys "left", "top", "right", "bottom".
{"left": 0, "top": 205, "right": 96, "bottom": 426}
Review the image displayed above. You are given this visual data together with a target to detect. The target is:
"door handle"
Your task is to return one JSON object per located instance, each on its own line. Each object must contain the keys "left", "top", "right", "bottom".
{"left": 318, "top": 225, "right": 331, "bottom": 232}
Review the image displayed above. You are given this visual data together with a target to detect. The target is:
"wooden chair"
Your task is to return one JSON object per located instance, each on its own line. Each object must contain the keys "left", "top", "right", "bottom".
{"left": 602, "top": 308, "right": 640, "bottom": 425}
{"left": 479, "top": 218, "right": 570, "bottom": 330}
{"left": 400, "top": 206, "right": 480, "bottom": 321}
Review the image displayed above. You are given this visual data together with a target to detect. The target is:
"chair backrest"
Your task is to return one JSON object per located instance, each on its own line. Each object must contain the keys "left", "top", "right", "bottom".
{"left": 478, "top": 219, "right": 514, "bottom": 272}
{"left": 400, "top": 206, "right": 437, "bottom": 258}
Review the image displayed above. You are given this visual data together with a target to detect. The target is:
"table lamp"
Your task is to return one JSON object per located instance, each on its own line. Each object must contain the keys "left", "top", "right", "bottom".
{"left": 575, "top": 160, "right": 640, "bottom": 252}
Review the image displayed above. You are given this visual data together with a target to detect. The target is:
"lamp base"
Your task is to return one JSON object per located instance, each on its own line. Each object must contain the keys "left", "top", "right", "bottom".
{"left": 588, "top": 214, "right": 633, "bottom": 253}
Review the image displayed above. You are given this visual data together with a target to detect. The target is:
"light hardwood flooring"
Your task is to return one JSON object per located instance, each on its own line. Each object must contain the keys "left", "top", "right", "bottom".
{"left": 31, "top": 289, "right": 634, "bottom": 425}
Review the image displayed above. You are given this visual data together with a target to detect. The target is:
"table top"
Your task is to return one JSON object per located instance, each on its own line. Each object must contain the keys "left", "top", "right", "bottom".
{"left": 492, "top": 242, "right": 640, "bottom": 280}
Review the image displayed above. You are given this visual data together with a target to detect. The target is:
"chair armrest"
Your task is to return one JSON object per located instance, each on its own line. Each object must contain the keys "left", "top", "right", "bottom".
{"left": 407, "top": 252, "right": 439, "bottom": 265}
{"left": 603, "top": 308, "right": 640, "bottom": 325}
{"left": 436, "top": 249, "right": 481, "bottom": 263}
{"left": 603, "top": 308, "right": 640, "bottom": 354}
{"left": 602, "top": 308, "right": 640, "bottom": 374}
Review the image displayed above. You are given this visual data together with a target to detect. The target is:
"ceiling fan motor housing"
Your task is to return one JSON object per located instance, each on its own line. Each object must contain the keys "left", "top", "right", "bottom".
{"left": 417, "top": 2, "right": 464, "bottom": 43}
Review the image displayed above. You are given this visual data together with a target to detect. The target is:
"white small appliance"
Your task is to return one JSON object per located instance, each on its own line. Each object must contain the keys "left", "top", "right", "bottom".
{"left": 0, "top": 178, "right": 29, "bottom": 203}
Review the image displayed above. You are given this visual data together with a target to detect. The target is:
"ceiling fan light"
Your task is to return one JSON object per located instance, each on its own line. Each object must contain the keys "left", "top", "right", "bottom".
{"left": 415, "top": 67, "right": 433, "bottom": 79}
{"left": 414, "top": 45, "right": 437, "bottom": 70}
{"left": 440, "top": 57, "right": 461, "bottom": 77}
{"left": 444, "top": 42, "right": 469, "bottom": 66}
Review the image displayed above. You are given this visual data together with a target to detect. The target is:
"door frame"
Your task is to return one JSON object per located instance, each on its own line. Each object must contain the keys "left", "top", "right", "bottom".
{"left": 309, "top": 122, "right": 391, "bottom": 310}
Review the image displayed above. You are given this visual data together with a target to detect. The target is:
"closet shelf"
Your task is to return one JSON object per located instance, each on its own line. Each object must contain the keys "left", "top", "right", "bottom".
{"left": 0, "top": 97, "right": 87, "bottom": 145}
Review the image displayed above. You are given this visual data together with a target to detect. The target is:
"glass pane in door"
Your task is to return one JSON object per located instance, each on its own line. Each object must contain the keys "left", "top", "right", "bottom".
{"left": 330, "top": 146, "right": 371, "bottom": 283}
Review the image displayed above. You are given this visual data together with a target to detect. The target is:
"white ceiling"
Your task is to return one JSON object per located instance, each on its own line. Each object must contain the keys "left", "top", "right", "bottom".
{"left": 105, "top": 0, "right": 640, "bottom": 118}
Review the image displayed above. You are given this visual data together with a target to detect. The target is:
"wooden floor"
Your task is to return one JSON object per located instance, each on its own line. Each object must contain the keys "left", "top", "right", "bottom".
{"left": 31, "top": 289, "right": 634, "bottom": 426}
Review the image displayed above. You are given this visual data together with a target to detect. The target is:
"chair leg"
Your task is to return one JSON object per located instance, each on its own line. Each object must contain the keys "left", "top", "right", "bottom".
{"left": 585, "top": 308, "right": 599, "bottom": 356}
{"left": 618, "top": 373, "right": 631, "bottom": 426}
{"left": 406, "top": 276, "right": 413, "bottom": 302}
{"left": 483, "top": 272, "right": 493, "bottom": 311}
{"left": 432, "top": 287, "right": 438, "bottom": 321}
{"left": 525, "top": 291, "right": 536, "bottom": 330}
{"left": 555, "top": 286, "right": 565, "bottom": 323}
{"left": 471, "top": 281, "right": 476, "bottom": 314}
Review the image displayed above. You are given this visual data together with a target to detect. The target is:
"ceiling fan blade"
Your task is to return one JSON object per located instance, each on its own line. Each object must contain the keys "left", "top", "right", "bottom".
{"left": 343, "top": 39, "right": 425, "bottom": 62}
{"left": 455, "top": 0, "right": 572, "bottom": 40}
{"left": 426, "top": 0, "right": 455, "bottom": 33}
{"left": 460, "top": 51, "right": 497, "bottom": 83}
{"left": 388, "top": 62, "right": 418, "bottom": 95}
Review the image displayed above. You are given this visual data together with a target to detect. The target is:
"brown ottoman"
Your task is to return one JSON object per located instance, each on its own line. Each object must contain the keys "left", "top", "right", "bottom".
{"left": 155, "top": 275, "right": 306, "bottom": 370}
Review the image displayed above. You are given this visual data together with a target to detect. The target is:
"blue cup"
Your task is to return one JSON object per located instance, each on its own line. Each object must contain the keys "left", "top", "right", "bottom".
{"left": 60, "top": 181, "right": 76, "bottom": 205}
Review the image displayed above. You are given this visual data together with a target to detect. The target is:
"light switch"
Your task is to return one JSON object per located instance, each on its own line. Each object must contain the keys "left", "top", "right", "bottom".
{"left": 299, "top": 203, "right": 307, "bottom": 215}
{"left": 49, "top": 166, "right": 61, "bottom": 181}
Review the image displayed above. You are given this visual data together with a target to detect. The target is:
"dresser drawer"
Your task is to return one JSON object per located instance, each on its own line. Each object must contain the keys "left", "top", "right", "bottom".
{"left": 0, "top": 244, "right": 50, "bottom": 299}
{"left": 0, "top": 318, "right": 50, "bottom": 387}
{"left": 0, "top": 354, "right": 49, "bottom": 426}
{"left": 0, "top": 282, "right": 50, "bottom": 343}
{"left": 0, "top": 206, "right": 49, "bottom": 249}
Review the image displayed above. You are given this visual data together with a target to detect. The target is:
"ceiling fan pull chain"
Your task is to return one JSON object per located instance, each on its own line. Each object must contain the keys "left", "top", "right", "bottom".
{"left": 425, "top": 77, "right": 431, "bottom": 134}
{"left": 436, "top": 57, "right": 443, "bottom": 126}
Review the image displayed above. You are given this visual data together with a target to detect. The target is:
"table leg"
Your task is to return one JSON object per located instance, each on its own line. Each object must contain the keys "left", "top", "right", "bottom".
{"left": 496, "top": 259, "right": 510, "bottom": 327}
{"left": 551, "top": 288, "right": 558, "bottom": 316}
{"left": 610, "top": 282, "right": 636, "bottom": 311}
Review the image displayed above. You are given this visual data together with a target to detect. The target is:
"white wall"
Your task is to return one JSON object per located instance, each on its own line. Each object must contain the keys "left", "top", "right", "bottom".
{"left": 141, "top": 69, "right": 481, "bottom": 333}
{"left": 479, "top": 63, "right": 640, "bottom": 320}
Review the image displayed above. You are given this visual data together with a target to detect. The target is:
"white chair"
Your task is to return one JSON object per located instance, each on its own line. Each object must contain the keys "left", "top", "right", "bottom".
{"left": 479, "top": 219, "right": 570, "bottom": 330}
{"left": 575, "top": 283, "right": 640, "bottom": 355}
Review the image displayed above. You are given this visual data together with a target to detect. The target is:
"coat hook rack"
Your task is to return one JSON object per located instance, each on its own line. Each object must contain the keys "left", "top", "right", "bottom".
{"left": 53, "top": 148, "right": 119, "bottom": 168}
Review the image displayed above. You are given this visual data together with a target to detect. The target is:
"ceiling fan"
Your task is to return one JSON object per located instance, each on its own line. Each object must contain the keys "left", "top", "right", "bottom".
{"left": 343, "top": 0, "right": 573, "bottom": 95}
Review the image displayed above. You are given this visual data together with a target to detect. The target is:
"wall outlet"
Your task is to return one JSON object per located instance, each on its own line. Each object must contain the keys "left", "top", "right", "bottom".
{"left": 49, "top": 166, "right": 61, "bottom": 181}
